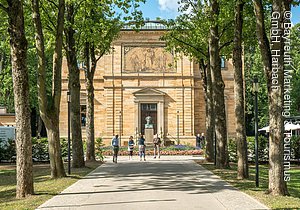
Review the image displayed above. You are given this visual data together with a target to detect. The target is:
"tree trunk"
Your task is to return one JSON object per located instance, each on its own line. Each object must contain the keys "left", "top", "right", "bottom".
{"left": 199, "top": 59, "right": 214, "bottom": 162}
{"left": 65, "top": 2, "right": 85, "bottom": 168}
{"left": 47, "top": 123, "right": 65, "bottom": 177}
{"left": 6, "top": 0, "right": 34, "bottom": 198}
{"left": 85, "top": 42, "right": 96, "bottom": 161}
{"left": 209, "top": 0, "right": 228, "bottom": 168}
{"left": 31, "top": 0, "right": 66, "bottom": 178}
{"left": 233, "top": 0, "right": 248, "bottom": 179}
{"left": 253, "top": 0, "right": 288, "bottom": 195}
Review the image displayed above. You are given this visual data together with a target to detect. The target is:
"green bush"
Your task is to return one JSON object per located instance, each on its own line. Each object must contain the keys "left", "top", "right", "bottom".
{"left": 228, "top": 138, "right": 237, "bottom": 162}
{"left": 0, "top": 139, "right": 16, "bottom": 162}
{"left": 228, "top": 135, "right": 269, "bottom": 163}
{"left": 1, "top": 137, "right": 69, "bottom": 162}
{"left": 60, "top": 138, "right": 69, "bottom": 159}
{"left": 162, "top": 144, "right": 196, "bottom": 151}
{"left": 32, "top": 137, "right": 49, "bottom": 161}
{"left": 291, "top": 136, "right": 300, "bottom": 159}
{"left": 95, "top": 137, "right": 105, "bottom": 161}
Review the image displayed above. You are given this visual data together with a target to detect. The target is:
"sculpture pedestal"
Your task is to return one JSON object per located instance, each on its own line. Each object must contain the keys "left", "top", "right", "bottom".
{"left": 144, "top": 128, "right": 154, "bottom": 144}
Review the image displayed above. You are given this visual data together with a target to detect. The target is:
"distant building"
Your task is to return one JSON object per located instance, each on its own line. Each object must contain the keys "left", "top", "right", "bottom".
{"left": 59, "top": 21, "right": 236, "bottom": 145}
{"left": 0, "top": 107, "right": 15, "bottom": 127}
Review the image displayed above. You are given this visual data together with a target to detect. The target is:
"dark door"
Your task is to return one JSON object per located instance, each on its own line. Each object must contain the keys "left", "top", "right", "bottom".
{"left": 141, "top": 103, "right": 157, "bottom": 134}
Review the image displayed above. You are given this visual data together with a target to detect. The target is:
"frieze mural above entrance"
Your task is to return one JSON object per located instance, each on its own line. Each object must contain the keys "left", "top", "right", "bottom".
{"left": 122, "top": 44, "right": 176, "bottom": 73}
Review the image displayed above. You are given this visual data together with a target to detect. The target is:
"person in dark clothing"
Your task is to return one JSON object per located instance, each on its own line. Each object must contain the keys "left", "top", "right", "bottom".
{"left": 196, "top": 133, "right": 201, "bottom": 149}
{"left": 200, "top": 133, "right": 205, "bottom": 149}
{"left": 128, "top": 136, "right": 135, "bottom": 160}
{"left": 153, "top": 133, "right": 161, "bottom": 158}
{"left": 138, "top": 134, "right": 146, "bottom": 161}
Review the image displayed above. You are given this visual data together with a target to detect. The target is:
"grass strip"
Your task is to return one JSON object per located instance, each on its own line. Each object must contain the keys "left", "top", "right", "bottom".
{"left": 197, "top": 161, "right": 300, "bottom": 209}
{"left": 0, "top": 161, "right": 101, "bottom": 210}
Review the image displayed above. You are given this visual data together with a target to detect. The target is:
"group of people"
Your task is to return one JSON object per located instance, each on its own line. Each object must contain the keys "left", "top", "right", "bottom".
{"left": 111, "top": 133, "right": 162, "bottom": 163}
{"left": 196, "top": 133, "right": 205, "bottom": 149}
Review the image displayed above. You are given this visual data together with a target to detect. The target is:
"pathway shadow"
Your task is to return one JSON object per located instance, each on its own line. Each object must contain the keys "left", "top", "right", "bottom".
{"left": 65, "top": 160, "right": 236, "bottom": 196}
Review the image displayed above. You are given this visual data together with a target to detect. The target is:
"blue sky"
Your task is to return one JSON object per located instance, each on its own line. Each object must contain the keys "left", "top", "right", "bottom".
{"left": 138, "top": 0, "right": 300, "bottom": 24}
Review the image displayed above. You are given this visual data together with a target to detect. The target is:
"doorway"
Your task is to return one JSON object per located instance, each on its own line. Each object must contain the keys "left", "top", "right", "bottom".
{"left": 140, "top": 103, "right": 157, "bottom": 134}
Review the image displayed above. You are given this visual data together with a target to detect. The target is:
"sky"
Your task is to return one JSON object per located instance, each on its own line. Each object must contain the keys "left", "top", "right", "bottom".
{"left": 138, "top": 0, "right": 300, "bottom": 24}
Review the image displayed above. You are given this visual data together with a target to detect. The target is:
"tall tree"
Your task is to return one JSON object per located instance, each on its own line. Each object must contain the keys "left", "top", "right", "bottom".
{"left": 164, "top": 0, "right": 237, "bottom": 163}
{"left": 81, "top": 9, "right": 142, "bottom": 161}
{"left": 209, "top": 0, "right": 229, "bottom": 168}
{"left": 65, "top": 1, "right": 85, "bottom": 167}
{"left": 233, "top": 0, "right": 248, "bottom": 179}
{"left": 83, "top": 22, "right": 120, "bottom": 160}
{"left": 252, "top": 0, "right": 289, "bottom": 195}
{"left": 65, "top": 0, "right": 144, "bottom": 161}
{"left": 163, "top": 2, "right": 216, "bottom": 162}
{"left": 0, "top": 0, "right": 34, "bottom": 198}
{"left": 31, "top": 0, "right": 66, "bottom": 178}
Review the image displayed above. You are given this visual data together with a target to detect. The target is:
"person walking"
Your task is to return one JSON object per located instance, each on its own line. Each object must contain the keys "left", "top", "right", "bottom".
{"left": 138, "top": 134, "right": 146, "bottom": 161}
{"left": 196, "top": 134, "right": 201, "bottom": 149}
{"left": 111, "top": 134, "right": 119, "bottom": 163}
{"left": 128, "top": 136, "right": 135, "bottom": 160}
{"left": 200, "top": 133, "right": 205, "bottom": 149}
{"left": 153, "top": 133, "right": 161, "bottom": 159}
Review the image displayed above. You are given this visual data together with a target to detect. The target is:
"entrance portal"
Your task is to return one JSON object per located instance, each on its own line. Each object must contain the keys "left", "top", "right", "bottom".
{"left": 140, "top": 103, "right": 157, "bottom": 134}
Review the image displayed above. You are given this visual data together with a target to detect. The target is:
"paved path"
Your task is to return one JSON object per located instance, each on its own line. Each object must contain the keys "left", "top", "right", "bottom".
{"left": 37, "top": 156, "right": 268, "bottom": 210}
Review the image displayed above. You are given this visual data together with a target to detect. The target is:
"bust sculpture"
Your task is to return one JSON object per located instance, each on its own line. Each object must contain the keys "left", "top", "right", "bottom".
{"left": 145, "top": 115, "right": 153, "bottom": 129}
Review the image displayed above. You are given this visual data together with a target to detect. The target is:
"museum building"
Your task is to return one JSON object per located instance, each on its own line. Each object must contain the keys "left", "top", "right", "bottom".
{"left": 59, "top": 22, "right": 236, "bottom": 145}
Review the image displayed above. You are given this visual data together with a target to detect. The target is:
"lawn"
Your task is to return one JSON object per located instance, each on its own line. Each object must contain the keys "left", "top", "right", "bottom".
{"left": 0, "top": 161, "right": 101, "bottom": 210}
{"left": 198, "top": 161, "right": 300, "bottom": 209}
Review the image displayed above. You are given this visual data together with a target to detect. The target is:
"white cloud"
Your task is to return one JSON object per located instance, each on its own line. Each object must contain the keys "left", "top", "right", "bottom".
{"left": 158, "top": 0, "right": 179, "bottom": 13}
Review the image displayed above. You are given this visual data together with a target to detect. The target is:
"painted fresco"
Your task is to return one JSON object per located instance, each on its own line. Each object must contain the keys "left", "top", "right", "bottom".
{"left": 123, "top": 46, "right": 175, "bottom": 73}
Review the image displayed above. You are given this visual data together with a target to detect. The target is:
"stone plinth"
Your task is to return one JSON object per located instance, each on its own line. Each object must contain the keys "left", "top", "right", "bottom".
{"left": 144, "top": 128, "right": 154, "bottom": 144}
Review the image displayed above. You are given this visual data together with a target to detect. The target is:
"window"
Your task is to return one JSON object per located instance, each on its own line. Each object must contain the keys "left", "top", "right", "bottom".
{"left": 141, "top": 103, "right": 157, "bottom": 111}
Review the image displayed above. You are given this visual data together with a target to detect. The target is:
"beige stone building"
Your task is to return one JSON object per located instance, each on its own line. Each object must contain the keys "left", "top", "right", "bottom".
{"left": 59, "top": 22, "right": 236, "bottom": 145}
{"left": 0, "top": 107, "right": 15, "bottom": 127}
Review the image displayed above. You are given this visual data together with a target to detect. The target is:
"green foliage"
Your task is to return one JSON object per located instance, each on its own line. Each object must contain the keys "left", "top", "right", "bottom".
{"left": 228, "top": 138, "right": 237, "bottom": 162}
{"left": 244, "top": 46, "right": 269, "bottom": 134}
{"left": 60, "top": 138, "right": 69, "bottom": 158}
{"left": 0, "top": 2, "right": 54, "bottom": 112}
{"left": 229, "top": 135, "right": 300, "bottom": 163}
{"left": 0, "top": 10, "right": 14, "bottom": 112}
{"left": 0, "top": 137, "right": 69, "bottom": 162}
{"left": 0, "top": 139, "right": 16, "bottom": 162}
{"left": 65, "top": 0, "right": 145, "bottom": 64}
{"left": 244, "top": 23, "right": 300, "bottom": 135}
{"left": 228, "top": 136, "right": 269, "bottom": 162}
{"left": 95, "top": 137, "right": 105, "bottom": 161}
{"left": 162, "top": 144, "right": 196, "bottom": 151}
{"left": 290, "top": 23, "right": 300, "bottom": 115}
{"left": 291, "top": 135, "right": 300, "bottom": 159}
{"left": 32, "top": 137, "right": 49, "bottom": 161}
{"left": 162, "top": 0, "right": 257, "bottom": 62}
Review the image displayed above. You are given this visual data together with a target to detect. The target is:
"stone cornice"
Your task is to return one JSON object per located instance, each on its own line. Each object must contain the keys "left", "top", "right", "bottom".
{"left": 103, "top": 86, "right": 197, "bottom": 89}
{"left": 103, "top": 75, "right": 199, "bottom": 79}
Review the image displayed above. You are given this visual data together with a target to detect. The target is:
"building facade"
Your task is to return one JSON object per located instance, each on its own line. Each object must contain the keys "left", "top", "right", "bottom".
{"left": 59, "top": 23, "right": 236, "bottom": 145}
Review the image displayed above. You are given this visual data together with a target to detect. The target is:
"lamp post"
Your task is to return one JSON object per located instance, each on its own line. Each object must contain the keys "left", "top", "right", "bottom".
{"left": 119, "top": 111, "right": 122, "bottom": 146}
{"left": 177, "top": 111, "right": 179, "bottom": 145}
{"left": 253, "top": 76, "right": 259, "bottom": 187}
{"left": 214, "top": 131, "right": 217, "bottom": 166}
{"left": 67, "top": 91, "right": 71, "bottom": 175}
